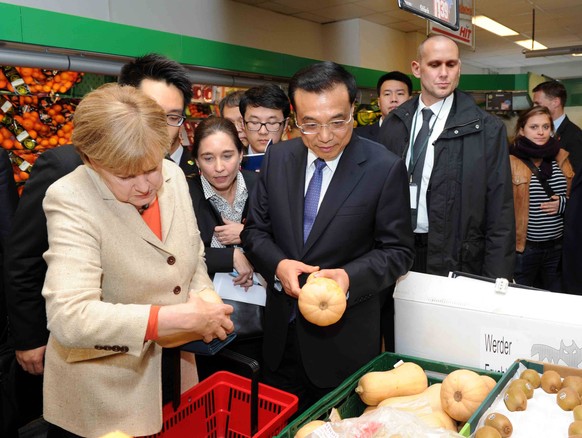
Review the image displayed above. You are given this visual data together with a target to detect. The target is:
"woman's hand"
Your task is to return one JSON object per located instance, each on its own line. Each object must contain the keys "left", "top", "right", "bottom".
{"left": 233, "top": 249, "right": 254, "bottom": 289}
{"left": 157, "top": 293, "right": 234, "bottom": 344}
{"left": 540, "top": 195, "right": 560, "bottom": 215}
{"left": 215, "top": 218, "right": 244, "bottom": 246}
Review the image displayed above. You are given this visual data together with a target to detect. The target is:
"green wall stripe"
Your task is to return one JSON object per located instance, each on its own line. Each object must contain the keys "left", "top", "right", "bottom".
{"left": 0, "top": 2, "right": 529, "bottom": 92}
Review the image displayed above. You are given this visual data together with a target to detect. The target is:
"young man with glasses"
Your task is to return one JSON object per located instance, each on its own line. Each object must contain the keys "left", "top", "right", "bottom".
{"left": 239, "top": 84, "right": 290, "bottom": 154}
{"left": 4, "top": 53, "right": 194, "bottom": 434}
{"left": 241, "top": 61, "right": 414, "bottom": 415}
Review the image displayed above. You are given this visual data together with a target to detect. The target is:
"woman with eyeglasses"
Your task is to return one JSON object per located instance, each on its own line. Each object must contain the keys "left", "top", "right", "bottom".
{"left": 187, "top": 117, "right": 263, "bottom": 380}
{"left": 510, "top": 105, "right": 574, "bottom": 292}
{"left": 41, "top": 84, "right": 234, "bottom": 438}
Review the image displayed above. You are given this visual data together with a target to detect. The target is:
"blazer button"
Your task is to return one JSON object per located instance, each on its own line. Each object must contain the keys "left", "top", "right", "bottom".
{"left": 173, "top": 286, "right": 181, "bottom": 295}
{"left": 167, "top": 256, "right": 176, "bottom": 265}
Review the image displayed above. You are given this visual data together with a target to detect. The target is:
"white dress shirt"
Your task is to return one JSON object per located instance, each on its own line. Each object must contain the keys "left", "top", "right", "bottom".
{"left": 304, "top": 149, "right": 343, "bottom": 212}
{"left": 405, "top": 93, "right": 454, "bottom": 233}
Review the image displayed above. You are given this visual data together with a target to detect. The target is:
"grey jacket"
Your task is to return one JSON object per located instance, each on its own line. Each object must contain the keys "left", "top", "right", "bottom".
{"left": 378, "top": 90, "right": 515, "bottom": 279}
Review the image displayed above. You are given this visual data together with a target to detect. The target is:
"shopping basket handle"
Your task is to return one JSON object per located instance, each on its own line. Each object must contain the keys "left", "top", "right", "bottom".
{"left": 217, "top": 348, "right": 260, "bottom": 436}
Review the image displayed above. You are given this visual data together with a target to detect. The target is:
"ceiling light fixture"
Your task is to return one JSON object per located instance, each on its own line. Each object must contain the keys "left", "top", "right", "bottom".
{"left": 472, "top": 15, "right": 518, "bottom": 36}
{"left": 515, "top": 39, "right": 547, "bottom": 51}
{"left": 523, "top": 45, "right": 582, "bottom": 58}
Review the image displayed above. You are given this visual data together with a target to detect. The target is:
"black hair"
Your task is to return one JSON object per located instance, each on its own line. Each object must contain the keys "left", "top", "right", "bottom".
{"left": 118, "top": 53, "right": 193, "bottom": 110}
{"left": 532, "top": 80, "right": 567, "bottom": 108}
{"left": 376, "top": 71, "right": 413, "bottom": 96}
{"left": 192, "top": 117, "right": 244, "bottom": 158}
{"left": 219, "top": 90, "right": 246, "bottom": 115}
{"left": 288, "top": 61, "right": 357, "bottom": 109}
{"left": 239, "top": 84, "right": 290, "bottom": 119}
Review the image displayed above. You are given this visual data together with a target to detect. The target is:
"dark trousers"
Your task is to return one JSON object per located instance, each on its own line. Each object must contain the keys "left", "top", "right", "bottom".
{"left": 515, "top": 239, "right": 563, "bottom": 292}
{"left": 411, "top": 233, "right": 428, "bottom": 273}
{"left": 379, "top": 285, "right": 395, "bottom": 353}
{"left": 261, "top": 323, "right": 332, "bottom": 419}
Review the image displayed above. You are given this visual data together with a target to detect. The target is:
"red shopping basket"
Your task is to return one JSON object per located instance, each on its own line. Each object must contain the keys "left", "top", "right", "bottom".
{"left": 148, "top": 371, "right": 298, "bottom": 438}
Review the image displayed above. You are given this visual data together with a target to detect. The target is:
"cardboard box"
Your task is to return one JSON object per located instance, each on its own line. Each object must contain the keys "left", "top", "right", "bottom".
{"left": 394, "top": 272, "right": 582, "bottom": 373}
{"left": 461, "top": 359, "right": 582, "bottom": 437}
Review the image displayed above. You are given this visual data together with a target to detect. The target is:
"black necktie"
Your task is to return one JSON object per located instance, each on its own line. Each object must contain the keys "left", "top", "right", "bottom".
{"left": 411, "top": 108, "right": 433, "bottom": 228}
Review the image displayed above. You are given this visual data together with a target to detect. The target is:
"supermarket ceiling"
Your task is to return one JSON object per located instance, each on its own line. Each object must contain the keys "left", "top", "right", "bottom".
{"left": 232, "top": 0, "right": 582, "bottom": 73}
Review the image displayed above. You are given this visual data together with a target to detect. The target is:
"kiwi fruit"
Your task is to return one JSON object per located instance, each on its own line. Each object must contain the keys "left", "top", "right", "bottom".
{"left": 503, "top": 386, "right": 527, "bottom": 412}
{"left": 563, "top": 376, "right": 582, "bottom": 397}
{"left": 574, "top": 404, "right": 582, "bottom": 421}
{"left": 484, "top": 412, "right": 513, "bottom": 437}
{"left": 520, "top": 369, "right": 541, "bottom": 388}
{"left": 570, "top": 420, "right": 582, "bottom": 436}
{"left": 541, "top": 370, "right": 562, "bottom": 393}
{"left": 475, "top": 426, "right": 502, "bottom": 438}
{"left": 508, "top": 378, "right": 534, "bottom": 399}
{"left": 558, "top": 387, "right": 582, "bottom": 411}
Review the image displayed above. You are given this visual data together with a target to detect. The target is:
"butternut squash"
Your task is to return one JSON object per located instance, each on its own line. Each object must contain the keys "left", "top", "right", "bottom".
{"left": 355, "top": 362, "right": 428, "bottom": 406}
{"left": 440, "top": 369, "right": 490, "bottom": 422}
{"left": 418, "top": 410, "right": 457, "bottom": 432}
{"left": 378, "top": 383, "right": 442, "bottom": 412}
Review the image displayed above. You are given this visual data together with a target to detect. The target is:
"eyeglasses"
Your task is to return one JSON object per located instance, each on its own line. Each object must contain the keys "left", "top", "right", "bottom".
{"left": 295, "top": 114, "right": 353, "bottom": 135}
{"left": 243, "top": 119, "right": 286, "bottom": 132}
{"left": 166, "top": 114, "right": 186, "bottom": 127}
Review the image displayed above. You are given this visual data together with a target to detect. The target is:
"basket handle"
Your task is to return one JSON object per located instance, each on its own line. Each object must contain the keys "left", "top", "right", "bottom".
{"left": 217, "top": 348, "right": 260, "bottom": 436}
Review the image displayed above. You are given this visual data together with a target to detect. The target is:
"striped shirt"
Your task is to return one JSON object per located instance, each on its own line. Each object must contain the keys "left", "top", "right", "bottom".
{"left": 527, "top": 161, "right": 567, "bottom": 242}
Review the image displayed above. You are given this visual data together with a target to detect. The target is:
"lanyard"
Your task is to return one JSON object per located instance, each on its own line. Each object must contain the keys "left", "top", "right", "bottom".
{"left": 408, "top": 100, "right": 446, "bottom": 179}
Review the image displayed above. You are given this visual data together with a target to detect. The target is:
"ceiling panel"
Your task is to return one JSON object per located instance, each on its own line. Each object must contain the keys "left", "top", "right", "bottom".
{"left": 231, "top": 0, "right": 582, "bottom": 74}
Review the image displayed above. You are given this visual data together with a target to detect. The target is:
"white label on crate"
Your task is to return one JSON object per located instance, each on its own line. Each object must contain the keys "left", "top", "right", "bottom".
{"left": 18, "top": 160, "right": 31, "bottom": 171}
{"left": 1, "top": 100, "right": 12, "bottom": 113}
{"left": 16, "top": 131, "right": 29, "bottom": 142}
{"left": 480, "top": 327, "right": 531, "bottom": 373}
{"left": 11, "top": 78, "right": 24, "bottom": 87}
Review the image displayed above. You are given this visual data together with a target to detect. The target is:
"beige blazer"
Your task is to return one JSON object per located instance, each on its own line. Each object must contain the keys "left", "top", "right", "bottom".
{"left": 42, "top": 160, "right": 214, "bottom": 437}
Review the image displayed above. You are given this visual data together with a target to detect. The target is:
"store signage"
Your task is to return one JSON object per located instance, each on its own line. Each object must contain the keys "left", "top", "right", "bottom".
{"left": 429, "top": 0, "right": 475, "bottom": 48}
{"left": 398, "top": 0, "right": 460, "bottom": 31}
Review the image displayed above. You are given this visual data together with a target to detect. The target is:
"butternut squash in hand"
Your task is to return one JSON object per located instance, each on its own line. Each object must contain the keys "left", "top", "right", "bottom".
{"left": 440, "top": 369, "right": 490, "bottom": 422}
{"left": 355, "top": 362, "right": 428, "bottom": 406}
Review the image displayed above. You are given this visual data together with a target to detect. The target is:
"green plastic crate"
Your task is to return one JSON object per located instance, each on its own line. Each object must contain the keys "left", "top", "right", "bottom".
{"left": 276, "top": 352, "right": 503, "bottom": 437}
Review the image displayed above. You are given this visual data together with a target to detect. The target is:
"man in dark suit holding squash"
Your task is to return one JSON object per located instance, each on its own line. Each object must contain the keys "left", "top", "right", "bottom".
{"left": 241, "top": 61, "right": 414, "bottom": 414}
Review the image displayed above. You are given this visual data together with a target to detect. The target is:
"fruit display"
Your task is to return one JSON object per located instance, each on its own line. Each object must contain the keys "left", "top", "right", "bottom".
{"left": 474, "top": 367, "right": 582, "bottom": 437}
{"left": 355, "top": 100, "right": 380, "bottom": 127}
{"left": 0, "top": 65, "right": 83, "bottom": 191}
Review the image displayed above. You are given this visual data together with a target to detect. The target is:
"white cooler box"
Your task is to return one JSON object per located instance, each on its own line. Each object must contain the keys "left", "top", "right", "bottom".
{"left": 394, "top": 271, "right": 582, "bottom": 373}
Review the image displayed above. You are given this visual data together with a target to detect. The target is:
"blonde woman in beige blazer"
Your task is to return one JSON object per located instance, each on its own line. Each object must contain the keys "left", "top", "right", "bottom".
{"left": 41, "top": 84, "right": 234, "bottom": 438}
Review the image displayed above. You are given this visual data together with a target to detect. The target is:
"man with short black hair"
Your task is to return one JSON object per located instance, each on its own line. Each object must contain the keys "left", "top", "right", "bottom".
{"left": 242, "top": 61, "right": 413, "bottom": 414}
{"left": 357, "top": 71, "right": 412, "bottom": 142}
{"left": 533, "top": 80, "right": 582, "bottom": 172}
{"left": 239, "top": 84, "right": 290, "bottom": 154}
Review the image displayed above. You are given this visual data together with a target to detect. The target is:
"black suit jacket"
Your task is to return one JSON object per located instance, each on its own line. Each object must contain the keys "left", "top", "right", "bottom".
{"left": 5, "top": 145, "right": 82, "bottom": 350}
{"left": 355, "top": 121, "right": 381, "bottom": 142}
{"left": 241, "top": 135, "right": 414, "bottom": 387}
{"left": 187, "top": 170, "right": 258, "bottom": 273}
{"left": 1, "top": 149, "right": 19, "bottom": 339}
{"left": 556, "top": 116, "right": 582, "bottom": 173}
{"left": 178, "top": 146, "right": 198, "bottom": 177}
{"left": 563, "top": 169, "right": 582, "bottom": 293}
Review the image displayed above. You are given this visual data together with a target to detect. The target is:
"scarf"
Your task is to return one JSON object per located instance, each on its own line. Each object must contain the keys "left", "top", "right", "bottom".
{"left": 510, "top": 136, "right": 560, "bottom": 180}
